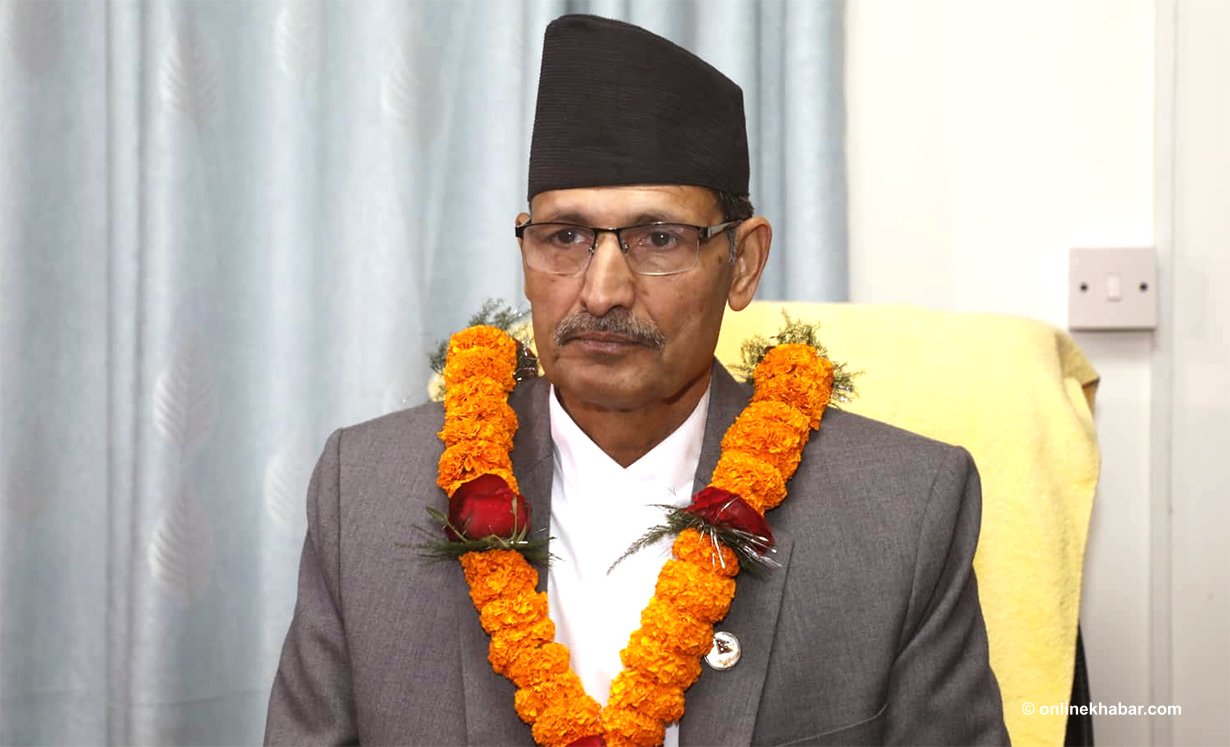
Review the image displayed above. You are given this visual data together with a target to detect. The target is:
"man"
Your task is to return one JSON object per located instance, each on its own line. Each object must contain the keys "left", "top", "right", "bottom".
{"left": 266, "top": 15, "right": 1008, "bottom": 746}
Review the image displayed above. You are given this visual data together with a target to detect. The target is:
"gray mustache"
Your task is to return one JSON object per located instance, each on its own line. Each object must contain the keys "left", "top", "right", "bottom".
{"left": 554, "top": 310, "right": 666, "bottom": 350}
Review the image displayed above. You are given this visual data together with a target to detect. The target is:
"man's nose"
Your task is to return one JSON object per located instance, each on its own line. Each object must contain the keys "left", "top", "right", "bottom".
{"left": 579, "top": 232, "right": 637, "bottom": 317}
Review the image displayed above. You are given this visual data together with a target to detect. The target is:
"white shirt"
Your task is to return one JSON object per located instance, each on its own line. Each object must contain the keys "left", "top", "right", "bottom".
{"left": 547, "top": 384, "right": 710, "bottom": 747}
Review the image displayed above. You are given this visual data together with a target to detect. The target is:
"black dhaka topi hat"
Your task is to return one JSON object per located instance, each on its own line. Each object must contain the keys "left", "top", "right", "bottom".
{"left": 527, "top": 14, "right": 750, "bottom": 200}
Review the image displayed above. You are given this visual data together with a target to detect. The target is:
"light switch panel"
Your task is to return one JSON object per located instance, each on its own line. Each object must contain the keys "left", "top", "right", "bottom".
{"left": 1069, "top": 248, "right": 1158, "bottom": 331}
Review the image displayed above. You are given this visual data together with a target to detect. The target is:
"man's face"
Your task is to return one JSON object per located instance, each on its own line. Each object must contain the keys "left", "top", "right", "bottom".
{"left": 519, "top": 184, "right": 735, "bottom": 414}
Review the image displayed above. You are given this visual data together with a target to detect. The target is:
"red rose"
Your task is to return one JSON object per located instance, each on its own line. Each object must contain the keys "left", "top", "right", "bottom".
{"left": 446, "top": 474, "right": 530, "bottom": 541}
{"left": 566, "top": 737, "right": 605, "bottom": 747}
{"left": 685, "top": 487, "right": 774, "bottom": 550}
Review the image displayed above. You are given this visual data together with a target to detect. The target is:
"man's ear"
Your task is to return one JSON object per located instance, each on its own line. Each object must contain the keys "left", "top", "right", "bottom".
{"left": 727, "top": 217, "right": 772, "bottom": 311}
{"left": 516, "top": 211, "right": 530, "bottom": 295}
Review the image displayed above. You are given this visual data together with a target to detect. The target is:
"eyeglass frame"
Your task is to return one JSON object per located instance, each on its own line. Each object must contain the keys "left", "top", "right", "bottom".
{"left": 513, "top": 219, "right": 743, "bottom": 276}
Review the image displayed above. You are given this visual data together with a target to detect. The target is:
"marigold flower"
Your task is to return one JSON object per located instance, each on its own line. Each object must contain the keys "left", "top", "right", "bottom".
{"left": 444, "top": 345, "right": 517, "bottom": 391}
{"left": 507, "top": 641, "right": 572, "bottom": 689}
{"left": 752, "top": 343, "right": 825, "bottom": 377}
{"left": 719, "top": 400, "right": 809, "bottom": 479}
{"left": 600, "top": 706, "right": 666, "bottom": 747}
{"left": 606, "top": 669, "right": 686, "bottom": 723}
{"left": 654, "top": 559, "right": 737, "bottom": 623}
{"left": 752, "top": 345, "right": 834, "bottom": 428}
{"left": 479, "top": 589, "right": 549, "bottom": 635}
{"left": 531, "top": 699, "right": 603, "bottom": 747}
{"left": 514, "top": 669, "right": 588, "bottom": 723}
{"left": 637, "top": 597, "right": 715, "bottom": 656}
{"left": 671, "top": 527, "right": 741, "bottom": 577}
{"left": 620, "top": 635, "right": 703, "bottom": 689}
{"left": 460, "top": 550, "right": 538, "bottom": 609}
{"left": 488, "top": 617, "right": 556, "bottom": 676}
{"left": 709, "top": 450, "right": 788, "bottom": 514}
{"left": 443, "top": 375, "right": 515, "bottom": 416}
{"left": 439, "top": 414, "right": 516, "bottom": 452}
{"left": 437, "top": 440, "right": 518, "bottom": 496}
{"left": 448, "top": 324, "right": 518, "bottom": 356}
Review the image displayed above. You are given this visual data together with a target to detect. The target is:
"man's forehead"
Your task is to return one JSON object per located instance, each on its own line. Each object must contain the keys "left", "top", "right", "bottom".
{"left": 530, "top": 184, "right": 719, "bottom": 221}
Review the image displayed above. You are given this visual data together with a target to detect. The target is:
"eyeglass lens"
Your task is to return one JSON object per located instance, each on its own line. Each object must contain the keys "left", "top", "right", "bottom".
{"left": 520, "top": 223, "right": 700, "bottom": 276}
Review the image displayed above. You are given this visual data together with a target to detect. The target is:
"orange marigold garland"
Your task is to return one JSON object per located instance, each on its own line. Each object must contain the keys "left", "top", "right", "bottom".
{"left": 431, "top": 318, "right": 843, "bottom": 747}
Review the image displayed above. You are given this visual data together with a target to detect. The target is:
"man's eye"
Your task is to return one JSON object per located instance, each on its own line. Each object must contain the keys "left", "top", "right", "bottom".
{"left": 547, "top": 229, "right": 586, "bottom": 247}
{"left": 631, "top": 225, "right": 691, "bottom": 251}
{"left": 646, "top": 231, "right": 679, "bottom": 249}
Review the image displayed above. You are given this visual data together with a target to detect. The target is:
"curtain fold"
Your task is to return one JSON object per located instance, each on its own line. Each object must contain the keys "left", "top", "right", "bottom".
{"left": 0, "top": 1, "right": 845, "bottom": 743}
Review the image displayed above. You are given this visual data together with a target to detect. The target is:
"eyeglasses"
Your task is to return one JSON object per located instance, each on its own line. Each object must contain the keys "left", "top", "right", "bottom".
{"left": 514, "top": 220, "right": 741, "bottom": 276}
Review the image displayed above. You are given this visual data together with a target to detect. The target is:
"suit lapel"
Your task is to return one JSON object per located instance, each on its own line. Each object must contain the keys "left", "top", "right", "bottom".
{"left": 679, "top": 364, "right": 795, "bottom": 746}
{"left": 460, "top": 376, "right": 553, "bottom": 745}
{"left": 692, "top": 363, "right": 748, "bottom": 490}
{"left": 511, "top": 377, "right": 556, "bottom": 591}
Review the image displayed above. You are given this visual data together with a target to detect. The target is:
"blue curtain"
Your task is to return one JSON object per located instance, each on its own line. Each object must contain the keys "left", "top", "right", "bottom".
{"left": 0, "top": 0, "right": 844, "bottom": 743}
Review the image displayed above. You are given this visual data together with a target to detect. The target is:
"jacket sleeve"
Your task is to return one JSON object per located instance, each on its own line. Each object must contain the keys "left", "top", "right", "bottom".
{"left": 884, "top": 447, "right": 1011, "bottom": 745}
{"left": 265, "top": 429, "right": 360, "bottom": 745}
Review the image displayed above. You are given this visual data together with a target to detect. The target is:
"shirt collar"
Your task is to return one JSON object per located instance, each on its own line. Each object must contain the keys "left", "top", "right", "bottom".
{"left": 548, "top": 380, "right": 711, "bottom": 494}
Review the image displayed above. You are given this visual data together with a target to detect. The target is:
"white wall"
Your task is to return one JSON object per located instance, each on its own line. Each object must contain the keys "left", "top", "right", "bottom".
{"left": 845, "top": 1, "right": 1223, "bottom": 744}
{"left": 1167, "top": 1, "right": 1230, "bottom": 742}
{"left": 847, "top": 0, "right": 1153, "bottom": 322}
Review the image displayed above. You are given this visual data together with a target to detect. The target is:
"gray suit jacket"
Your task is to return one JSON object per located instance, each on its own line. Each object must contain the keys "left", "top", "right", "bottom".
{"left": 266, "top": 364, "right": 1008, "bottom": 745}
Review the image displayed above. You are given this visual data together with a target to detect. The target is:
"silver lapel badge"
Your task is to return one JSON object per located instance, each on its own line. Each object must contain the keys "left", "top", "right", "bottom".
{"left": 704, "top": 631, "right": 741, "bottom": 670}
